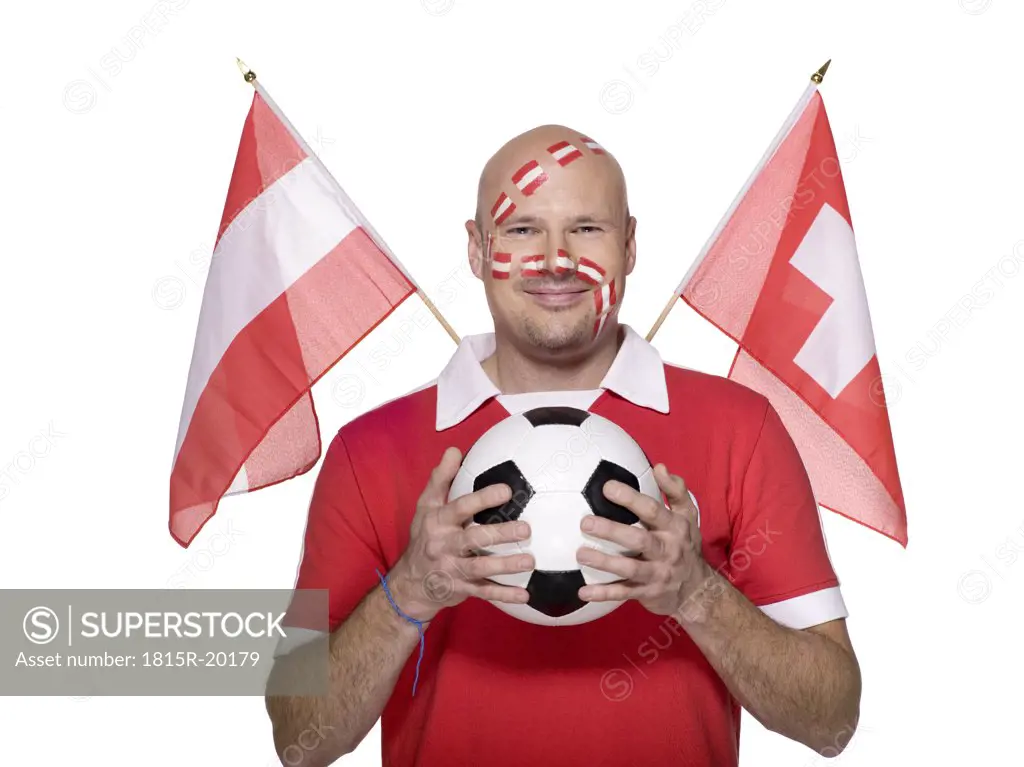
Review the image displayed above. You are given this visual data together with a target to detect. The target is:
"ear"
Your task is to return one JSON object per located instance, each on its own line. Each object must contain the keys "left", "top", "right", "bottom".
{"left": 466, "top": 218, "right": 485, "bottom": 280}
{"left": 624, "top": 215, "right": 637, "bottom": 276}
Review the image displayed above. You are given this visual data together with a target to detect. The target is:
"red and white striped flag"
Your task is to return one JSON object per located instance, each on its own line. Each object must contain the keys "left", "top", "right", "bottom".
{"left": 669, "top": 79, "right": 907, "bottom": 545}
{"left": 169, "top": 81, "right": 416, "bottom": 547}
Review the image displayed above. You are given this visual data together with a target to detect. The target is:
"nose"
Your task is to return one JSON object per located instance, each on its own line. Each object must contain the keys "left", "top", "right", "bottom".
{"left": 552, "top": 248, "right": 574, "bottom": 276}
{"left": 543, "top": 233, "right": 574, "bottom": 276}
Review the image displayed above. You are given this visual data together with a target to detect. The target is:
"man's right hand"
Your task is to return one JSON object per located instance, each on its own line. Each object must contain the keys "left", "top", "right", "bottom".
{"left": 387, "top": 446, "right": 534, "bottom": 623}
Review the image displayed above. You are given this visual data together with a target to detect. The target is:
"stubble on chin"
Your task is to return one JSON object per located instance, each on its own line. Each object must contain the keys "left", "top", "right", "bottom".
{"left": 521, "top": 310, "right": 592, "bottom": 352}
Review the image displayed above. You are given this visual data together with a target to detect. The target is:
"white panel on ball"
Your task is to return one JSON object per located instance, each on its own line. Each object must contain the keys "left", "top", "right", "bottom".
{"left": 588, "top": 414, "right": 653, "bottom": 479}
{"left": 518, "top": 492, "right": 592, "bottom": 571}
{"left": 514, "top": 423, "right": 603, "bottom": 493}
{"left": 448, "top": 465, "right": 476, "bottom": 503}
{"left": 459, "top": 413, "right": 534, "bottom": 477}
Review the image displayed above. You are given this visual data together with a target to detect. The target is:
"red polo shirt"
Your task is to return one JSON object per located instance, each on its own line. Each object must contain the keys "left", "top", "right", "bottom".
{"left": 293, "top": 326, "right": 845, "bottom": 766}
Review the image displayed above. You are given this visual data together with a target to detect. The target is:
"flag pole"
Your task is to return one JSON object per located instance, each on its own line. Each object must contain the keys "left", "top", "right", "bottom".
{"left": 645, "top": 298, "right": 677, "bottom": 342}
{"left": 234, "top": 58, "right": 461, "bottom": 347}
{"left": 644, "top": 58, "right": 832, "bottom": 344}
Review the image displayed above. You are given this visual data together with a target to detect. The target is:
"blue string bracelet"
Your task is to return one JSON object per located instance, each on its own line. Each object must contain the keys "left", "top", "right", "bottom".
{"left": 376, "top": 569, "right": 426, "bottom": 696}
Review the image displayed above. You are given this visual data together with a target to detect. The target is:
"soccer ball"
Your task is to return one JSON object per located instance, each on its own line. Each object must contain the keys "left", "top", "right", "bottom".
{"left": 447, "top": 406, "right": 663, "bottom": 626}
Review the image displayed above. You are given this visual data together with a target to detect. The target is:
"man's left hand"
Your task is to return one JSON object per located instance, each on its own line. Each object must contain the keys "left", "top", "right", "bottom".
{"left": 576, "top": 464, "right": 713, "bottom": 616}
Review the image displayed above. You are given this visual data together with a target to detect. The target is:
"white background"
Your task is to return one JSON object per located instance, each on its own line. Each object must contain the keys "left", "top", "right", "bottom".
{"left": 2, "top": 0, "right": 1022, "bottom": 764}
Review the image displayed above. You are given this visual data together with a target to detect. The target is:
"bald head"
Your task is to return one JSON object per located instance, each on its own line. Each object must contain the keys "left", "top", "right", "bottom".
{"left": 475, "top": 124, "right": 629, "bottom": 235}
{"left": 465, "top": 124, "right": 637, "bottom": 357}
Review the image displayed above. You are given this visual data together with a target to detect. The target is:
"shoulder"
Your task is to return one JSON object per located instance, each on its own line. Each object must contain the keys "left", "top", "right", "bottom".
{"left": 663, "top": 361, "right": 771, "bottom": 427}
{"left": 332, "top": 379, "right": 439, "bottom": 456}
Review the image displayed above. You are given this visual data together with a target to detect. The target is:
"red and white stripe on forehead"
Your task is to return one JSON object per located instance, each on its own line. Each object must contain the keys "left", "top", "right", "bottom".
{"left": 489, "top": 134, "right": 606, "bottom": 228}
{"left": 512, "top": 159, "right": 548, "bottom": 197}
{"left": 547, "top": 140, "right": 583, "bottom": 167}
{"left": 490, "top": 191, "right": 516, "bottom": 225}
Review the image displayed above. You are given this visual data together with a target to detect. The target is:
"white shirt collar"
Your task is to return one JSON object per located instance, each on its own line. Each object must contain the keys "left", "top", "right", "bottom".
{"left": 435, "top": 324, "right": 670, "bottom": 431}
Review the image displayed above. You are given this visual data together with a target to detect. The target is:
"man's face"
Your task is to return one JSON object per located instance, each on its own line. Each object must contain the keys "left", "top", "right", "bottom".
{"left": 468, "top": 132, "right": 636, "bottom": 356}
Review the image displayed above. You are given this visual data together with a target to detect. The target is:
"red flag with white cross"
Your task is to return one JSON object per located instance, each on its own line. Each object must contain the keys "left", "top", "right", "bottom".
{"left": 668, "top": 78, "right": 907, "bottom": 545}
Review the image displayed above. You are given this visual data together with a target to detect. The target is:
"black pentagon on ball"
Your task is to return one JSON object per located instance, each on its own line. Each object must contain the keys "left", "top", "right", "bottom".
{"left": 522, "top": 406, "right": 591, "bottom": 427}
{"left": 527, "top": 570, "right": 587, "bottom": 617}
{"left": 583, "top": 460, "right": 641, "bottom": 526}
{"left": 472, "top": 460, "right": 534, "bottom": 525}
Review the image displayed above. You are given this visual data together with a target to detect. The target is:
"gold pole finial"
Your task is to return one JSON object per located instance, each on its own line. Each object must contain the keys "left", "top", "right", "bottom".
{"left": 810, "top": 59, "right": 831, "bottom": 84}
{"left": 236, "top": 57, "right": 257, "bottom": 84}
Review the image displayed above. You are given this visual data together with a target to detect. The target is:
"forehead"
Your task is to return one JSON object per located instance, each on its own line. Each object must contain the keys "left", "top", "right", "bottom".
{"left": 480, "top": 137, "right": 625, "bottom": 223}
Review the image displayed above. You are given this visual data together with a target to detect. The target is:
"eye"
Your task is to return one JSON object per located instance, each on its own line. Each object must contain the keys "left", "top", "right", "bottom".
{"left": 507, "top": 226, "right": 538, "bottom": 236}
{"left": 574, "top": 225, "right": 603, "bottom": 234}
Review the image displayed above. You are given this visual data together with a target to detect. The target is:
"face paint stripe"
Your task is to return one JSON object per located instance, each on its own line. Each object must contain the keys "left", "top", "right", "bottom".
{"left": 514, "top": 163, "right": 548, "bottom": 197}
{"left": 494, "top": 201, "right": 516, "bottom": 225}
{"left": 576, "top": 258, "right": 606, "bottom": 285}
{"left": 547, "top": 141, "right": 583, "bottom": 166}
{"left": 608, "top": 279, "right": 617, "bottom": 307}
{"left": 555, "top": 249, "right": 574, "bottom": 274}
{"left": 511, "top": 159, "right": 540, "bottom": 184}
{"left": 491, "top": 253, "right": 512, "bottom": 279}
{"left": 490, "top": 192, "right": 509, "bottom": 217}
{"left": 520, "top": 173, "right": 548, "bottom": 196}
{"left": 580, "top": 136, "right": 606, "bottom": 155}
{"left": 521, "top": 253, "right": 544, "bottom": 278}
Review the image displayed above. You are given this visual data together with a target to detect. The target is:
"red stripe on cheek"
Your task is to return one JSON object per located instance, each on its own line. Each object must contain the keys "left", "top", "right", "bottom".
{"left": 578, "top": 257, "right": 606, "bottom": 277}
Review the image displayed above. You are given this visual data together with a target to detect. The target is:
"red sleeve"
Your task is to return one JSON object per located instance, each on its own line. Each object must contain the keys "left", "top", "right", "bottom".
{"left": 727, "top": 401, "right": 845, "bottom": 628}
{"left": 293, "top": 429, "right": 387, "bottom": 632}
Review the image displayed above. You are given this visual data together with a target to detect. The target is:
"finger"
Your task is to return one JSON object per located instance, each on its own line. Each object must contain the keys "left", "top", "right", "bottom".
{"left": 603, "top": 480, "right": 672, "bottom": 529}
{"left": 580, "top": 515, "right": 658, "bottom": 556}
{"left": 457, "top": 520, "right": 531, "bottom": 555}
{"left": 462, "top": 551, "right": 535, "bottom": 580}
{"left": 578, "top": 581, "right": 644, "bottom": 603}
{"left": 464, "top": 581, "right": 532, "bottom": 605}
{"left": 440, "top": 482, "right": 513, "bottom": 527}
{"left": 419, "top": 447, "right": 463, "bottom": 508}
{"left": 653, "top": 463, "right": 696, "bottom": 520}
{"left": 576, "top": 547, "right": 652, "bottom": 582}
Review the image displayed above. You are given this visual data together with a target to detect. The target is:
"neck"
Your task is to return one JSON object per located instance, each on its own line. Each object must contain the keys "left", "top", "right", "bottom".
{"left": 481, "top": 323, "right": 624, "bottom": 394}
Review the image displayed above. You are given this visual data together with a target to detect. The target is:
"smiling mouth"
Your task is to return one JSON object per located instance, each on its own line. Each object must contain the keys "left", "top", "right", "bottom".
{"left": 524, "top": 288, "right": 588, "bottom": 295}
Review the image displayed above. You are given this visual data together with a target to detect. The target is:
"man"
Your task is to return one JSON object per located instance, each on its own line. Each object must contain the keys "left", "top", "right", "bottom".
{"left": 266, "top": 125, "right": 861, "bottom": 766}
